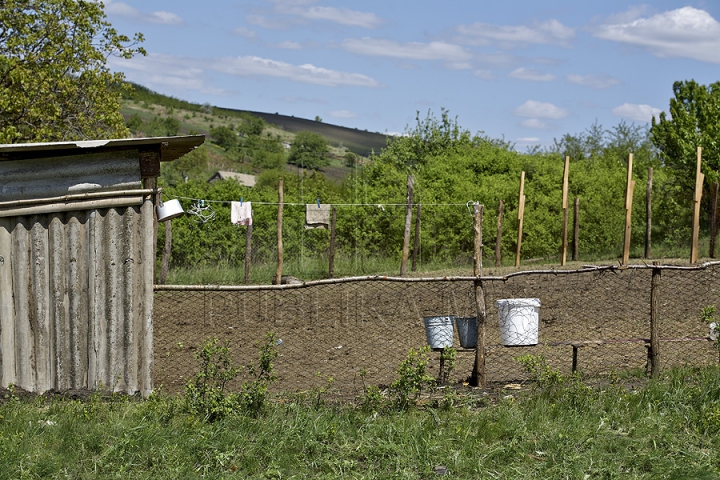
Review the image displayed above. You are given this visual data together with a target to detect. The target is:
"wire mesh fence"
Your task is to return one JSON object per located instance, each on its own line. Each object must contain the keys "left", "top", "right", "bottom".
{"left": 153, "top": 263, "right": 720, "bottom": 398}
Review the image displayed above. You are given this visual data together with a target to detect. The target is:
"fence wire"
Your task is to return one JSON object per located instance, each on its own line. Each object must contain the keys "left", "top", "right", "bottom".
{"left": 153, "top": 263, "right": 720, "bottom": 398}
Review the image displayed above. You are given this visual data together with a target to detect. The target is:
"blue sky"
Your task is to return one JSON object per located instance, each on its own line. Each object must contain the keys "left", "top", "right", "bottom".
{"left": 105, "top": 1, "right": 720, "bottom": 149}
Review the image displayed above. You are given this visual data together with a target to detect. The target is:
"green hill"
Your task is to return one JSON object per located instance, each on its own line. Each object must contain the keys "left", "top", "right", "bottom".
{"left": 217, "top": 109, "right": 389, "bottom": 157}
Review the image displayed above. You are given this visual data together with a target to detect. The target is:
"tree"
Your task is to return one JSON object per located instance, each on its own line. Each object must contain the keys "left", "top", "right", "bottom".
{"left": 238, "top": 113, "right": 265, "bottom": 137}
{"left": 210, "top": 126, "right": 237, "bottom": 150}
{"left": 0, "top": 0, "right": 145, "bottom": 143}
{"left": 651, "top": 80, "right": 720, "bottom": 186}
{"left": 287, "top": 131, "right": 329, "bottom": 170}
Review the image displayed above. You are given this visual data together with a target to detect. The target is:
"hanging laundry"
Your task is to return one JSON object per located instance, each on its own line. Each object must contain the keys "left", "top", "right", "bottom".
{"left": 231, "top": 201, "right": 252, "bottom": 226}
{"left": 305, "top": 203, "right": 331, "bottom": 229}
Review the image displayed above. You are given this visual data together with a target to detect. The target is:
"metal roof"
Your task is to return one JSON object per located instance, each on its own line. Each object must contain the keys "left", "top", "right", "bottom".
{"left": 0, "top": 135, "right": 205, "bottom": 162}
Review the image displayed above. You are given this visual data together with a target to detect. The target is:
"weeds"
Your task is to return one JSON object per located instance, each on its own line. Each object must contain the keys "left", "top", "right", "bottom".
{"left": 438, "top": 347, "right": 456, "bottom": 385}
{"left": 390, "top": 346, "right": 436, "bottom": 410}
{"left": 184, "top": 333, "right": 278, "bottom": 421}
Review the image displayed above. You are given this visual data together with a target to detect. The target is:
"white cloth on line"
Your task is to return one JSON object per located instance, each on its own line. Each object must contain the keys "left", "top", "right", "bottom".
{"left": 231, "top": 201, "right": 252, "bottom": 226}
{"left": 305, "top": 203, "right": 331, "bottom": 229}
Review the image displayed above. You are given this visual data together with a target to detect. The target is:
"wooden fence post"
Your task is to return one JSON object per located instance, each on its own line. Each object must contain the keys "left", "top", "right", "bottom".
{"left": 561, "top": 156, "right": 570, "bottom": 266}
{"left": 495, "top": 200, "right": 504, "bottom": 268}
{"left": 515, "top": 171, "right": 526, "bottom": 268}
{"left": 400, "top": 175, "right": 414, "bottom": 276}
{"left": 275, "top": 179, "right": 284, "bottom": 283}
{"left": 622, "top": 154, "right": 635, "bottom": 265}
{"left": 159, "top": 220, "right": 171, "bottom": 284}
{"left": 691, "top": 147, "right": 704, "bottom": 264}
{"left": 329, "top": 207, "right": 337, "bottom": 278}
{"left": 645, "top": 167, "right": 653, "bottom": 259}
{"left": 572, "top": 197, "right": 579, "bottom": 262}
{"left": 649, "top": 266, "right": 661, "bottom": 378}
{"left": 244, "top": 224, "right": 252, "bottom": 284}
{"left": 412, "top": 203, "right": 421, "bottom": 272}
{"left": 471, "top": 204, "right": 487, "bottom": 387}
{"left": 710, "top": 182, "right": 719, "bottom": 258}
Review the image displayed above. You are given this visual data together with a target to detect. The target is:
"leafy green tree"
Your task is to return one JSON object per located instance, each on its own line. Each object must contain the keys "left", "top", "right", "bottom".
{"left": 125, "top": 113, "right": 143, "bottom": 132}
{"left": 161, "top": 145, "right": 209, "bottom": 185}
{"left": 287, "top": 131, "right": 330, "bottom": 170}
{"left": 238, "top": 113, "right": 265, "bottom": 137}
{"left": 651, "top": 80, "right": 720, "bottom": 186}
{"left": 0, "top": 0, "right": 145, "bottom": 143}
{"left": 210, "top": 126, "right": 237, "bottom": 150}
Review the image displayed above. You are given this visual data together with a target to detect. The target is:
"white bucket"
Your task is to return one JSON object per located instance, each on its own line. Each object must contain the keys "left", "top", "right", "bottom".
{"left": 496, "top": 298, "right": 540, "bottom": 346}
{"left": 455, "top": 317, "right": 477, "bottom": 348}
{"left": 423, "top": 316, "right": 454, "bottom": 349}
{"left": 156, "top": 199, "right": 185, "bottom": 221}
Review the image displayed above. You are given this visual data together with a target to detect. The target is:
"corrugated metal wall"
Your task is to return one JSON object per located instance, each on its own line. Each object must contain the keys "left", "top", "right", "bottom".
{"left": 0, "top": 201, "right": 154, "bottom": 395}
{"left": 0, "top": 150, "right": 141, "bottom": 201}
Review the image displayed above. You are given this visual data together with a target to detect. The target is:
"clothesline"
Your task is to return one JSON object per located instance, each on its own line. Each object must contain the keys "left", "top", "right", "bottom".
{"left": 168, "top": 195, "right": 476, "bottom": 208}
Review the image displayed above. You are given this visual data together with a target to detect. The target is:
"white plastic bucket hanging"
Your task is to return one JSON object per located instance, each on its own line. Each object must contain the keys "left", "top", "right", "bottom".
{"left": 455, "top": 317, "right": 478, "bottom": 348}
{"left": 496, "top": 298, "right": 541, "bottom": 346}
{"left": 423, "top": 316, "right": 454, "bottom": 349}
{"left": 156, "top": 199, "right": 185, "bottom": 221}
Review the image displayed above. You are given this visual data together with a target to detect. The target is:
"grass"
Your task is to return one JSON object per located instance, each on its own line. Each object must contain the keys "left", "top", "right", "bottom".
{"left": 2, "top": 366, "right": 720, "bottom": 478}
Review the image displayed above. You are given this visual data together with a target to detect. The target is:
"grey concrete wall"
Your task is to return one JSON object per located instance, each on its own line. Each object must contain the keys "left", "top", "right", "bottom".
{"left": 0, "top": 201, "right": 154, "bottom": 395}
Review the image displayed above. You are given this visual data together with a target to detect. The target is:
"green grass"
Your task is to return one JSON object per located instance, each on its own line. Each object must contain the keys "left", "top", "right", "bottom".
{"left": 2, "top": 367, "right": 720, "bottom": 478}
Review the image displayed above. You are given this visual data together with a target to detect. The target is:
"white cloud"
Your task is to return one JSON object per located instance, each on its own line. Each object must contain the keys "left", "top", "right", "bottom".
{"left": 341, "top": 38, "right": 472, "bottom": 63}
{"left": 246, "top": 14, "right": 288, "bottom": 29}
{"left": 520, "top": 119, "right": 550, "bottom": 129}
{"left": 104, "top": 1, "right": 184, "bottom": 25}
{"left": 593, "top": 7, "right": 720, "bottom": 63}
{"left": 250, "top": 1, "right": 382, "bottom": 29}
{"left": 454, "top": 19, "right": 574, "bottom": 47}
{"left": 110, "top": 54, "right": 226, "bottom": 95}
{"left": 212, "top": 55, "right": 382, "bottom": 87}
{"left": 329, "top": 110, "right": 358, "bottom": 119}
{"left": 233, "top": 27, "right": 256, "bottom": 38}
{"left": 277, "top": 41, "right": 302, "bottom": 49}
{"left": 474, "top": 70, "right": 497, "bottom": 80}
{"left": 289, "top": 6, "right": 383, "bottom": 28}
{"left": 514, "top": 100, "right": 569, "bottom": 119}
{"left": 612, "top": 103, "right": 662, "bottom": 122}
{"left": 509, "top": 67, "right": 555, "bottom": 82}
{"left": 567, "top": 74, "right": 622, "bottom": 89}
{"left": 516, "top": 137, "right": 541, "bottom": 142}
{"left": 281, "top": 96, "right": 327, "bottom": 104}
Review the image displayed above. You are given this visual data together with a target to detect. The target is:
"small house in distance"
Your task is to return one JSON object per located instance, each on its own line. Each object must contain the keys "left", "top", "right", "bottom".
{"left": 208, "top": 171, "right": 256, "bottom": 187}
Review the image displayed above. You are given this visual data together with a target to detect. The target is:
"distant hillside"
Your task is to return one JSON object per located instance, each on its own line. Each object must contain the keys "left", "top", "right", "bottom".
{"left": 217, "top": 108, "right": 390, "bottom": 157}
{"left": 125, "top": 83, "right": 390, "bottom": 157}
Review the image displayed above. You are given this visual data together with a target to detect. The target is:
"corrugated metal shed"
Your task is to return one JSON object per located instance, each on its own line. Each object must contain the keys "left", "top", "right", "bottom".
{"left": 0, "top": 135, "right": 204, "bottom": 395}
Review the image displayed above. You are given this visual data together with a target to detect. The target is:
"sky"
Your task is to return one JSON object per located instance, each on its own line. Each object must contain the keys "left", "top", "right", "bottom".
{"left": 104, "top": 1, "right": 720, "bottom": 150}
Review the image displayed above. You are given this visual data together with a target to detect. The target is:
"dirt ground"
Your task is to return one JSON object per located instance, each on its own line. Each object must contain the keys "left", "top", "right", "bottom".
{"left": 153, "top": 264, "right": 720, "bottom": 398}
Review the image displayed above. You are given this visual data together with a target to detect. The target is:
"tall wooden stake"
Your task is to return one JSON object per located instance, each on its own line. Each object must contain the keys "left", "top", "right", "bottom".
{"left": 471, "top": 204, "right": 487, "bottom": 387}
{"left": 400, "top": 175, "right": 414, "bottom": 276}
{"left": 328, "top": 207, "right": 337, "bottom": 278}
{"left": 572, "top": 197, "right": 579, "bottom": 261}
{"left": 159, "top": 220, "right": 172, "bottom": 284}
{"left": 275, "top": 179, "right": 284, "bottom": 283}
{"left": 622, "top": 154, "right": 635, "bottom": 265}
{"left": 561, "top": 156, "right": 570, "bottom": 266}
{"left": 244, "top": 224, "right": 253, "bottom": 284}
{"left": 649, "top": 266, "right": 661, "bottom": 378}
{"left": 495, "top": 200, "right": 504, "bottom": 268}
{"left": 515, "top": 171, "right": 526, "bottom": 267}
{"left": 691, "top": 147, "right": 704, "bottom": 264}
{"left": 710, "top": 182, "right": 719, "bottom": 258}
{"left": 411, "top": 203, "right": 421, "bottom": 272}
{"left": 645, "top": 167, "right": 653, "bottom": 259}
